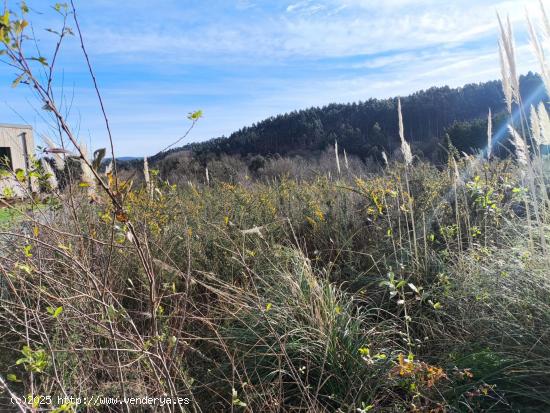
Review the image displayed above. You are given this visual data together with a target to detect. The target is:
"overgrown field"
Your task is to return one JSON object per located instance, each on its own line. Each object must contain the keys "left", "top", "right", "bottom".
{"left": 1, "top": 156, "right": 549, "bottom": 412}
{"left": 2, "top": 1, "right": 550, "bottom": 412}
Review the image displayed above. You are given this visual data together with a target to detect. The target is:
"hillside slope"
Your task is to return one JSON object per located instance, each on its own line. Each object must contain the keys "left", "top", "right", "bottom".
{"left": 147, "top": 72, "right": 546, "bottom": 166}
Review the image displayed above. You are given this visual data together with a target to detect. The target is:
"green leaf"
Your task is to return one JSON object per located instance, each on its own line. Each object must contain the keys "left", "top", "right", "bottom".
{"left": 46, "top": 306, "right": 63, "bottom": 317}
{"left": 52, "top": 306, "right": 63, "bottom": 318}
{"left": 29, "top": 56, "right": 48, "bottom": 66}
{"left": 21, "top": 345, "right": 32, "bottom": 357}
{"left": 358, "top": 403, "right": 374, "bottom": 413}
{"left": 23, "top": 244, "right": 32, "bottom": 257}
{"left": 6, "top": 373, "right": 21, "bottom": 382}
{"left": 54, "top": 3, "right": 68, "bottom": 13}
{"left": 107, "top": 305, "right": 118, "bottom": 319}
{"left": 187, "top": 110, "right": 203, "bottom": 121}
{"left": 3, "top": 187, "right": 15, "bottom": 199}
{"left": 15, "top": 168, "right": 25, "bottom": 182}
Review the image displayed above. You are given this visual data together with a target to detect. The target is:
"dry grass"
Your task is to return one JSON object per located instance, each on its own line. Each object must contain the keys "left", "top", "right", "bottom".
{"left": 0, "top": 2, "right": 550, "bottom": 412}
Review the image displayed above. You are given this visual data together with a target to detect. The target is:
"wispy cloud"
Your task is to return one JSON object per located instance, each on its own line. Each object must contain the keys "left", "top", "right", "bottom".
{"left": 286, "top": 1, "right": 326, "bottom": 14}
{"left": 78, "top": 0, "right": 536, "bottom": 62}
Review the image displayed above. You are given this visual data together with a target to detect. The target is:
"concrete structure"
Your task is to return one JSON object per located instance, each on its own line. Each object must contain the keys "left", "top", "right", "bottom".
{"left": 0, "top": 123, "right": 35, "bottom": 198}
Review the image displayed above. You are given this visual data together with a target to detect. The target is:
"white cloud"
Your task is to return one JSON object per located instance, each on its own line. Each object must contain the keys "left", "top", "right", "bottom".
{"left": 286, "top": 1, "right": 326, "bottom": 14}
{"left": 286, "top": 2, "right": 305, "bottom": 12}
{"left": 236, "top": 0, "right": 256, "bottom": 10}
{"left": 80, "top": 0, "right": 539, "bottom": 63}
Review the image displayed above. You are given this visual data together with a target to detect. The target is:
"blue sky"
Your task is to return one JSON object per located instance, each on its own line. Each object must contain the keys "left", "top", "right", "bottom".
{"left": 0, "top": 0, "right": 542, "bottom": 156}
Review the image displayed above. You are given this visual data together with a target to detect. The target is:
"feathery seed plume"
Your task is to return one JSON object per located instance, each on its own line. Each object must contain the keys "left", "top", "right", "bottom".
{"left": 530, "top": 105, "right": 542, "bottom": 146}
{"left": 40, "top": 158, "right": 58, "bottom": 190}
{"left": 143, "top": 157, "right": 152, "bottom": 198}
{"left": 241, "top": 225, "right": 265, "bottom": 239}
{"left": 334, "top": 140, "right": 341, "bottom": 175}
{"left": 526, "top": 11, "right": 550, "bottom": 94}
{"left": 537, "top": 102, "right": 550, "bottom": 145}
{"left": 498, "top": 15, "right": 520, "bottom": 110}
{"left": 509, "top": 126, "right": 528, "bottom": 166}
{"left": 498, "top": 41, "right": 513, "bottom": 113}
{"left": 451, "top": 156, "right": 461, "bottom": 184}
{"left": 381, "top": 151, "right": 389, "bottom": 166}
{"left": 539, "top": 0, "right": 550, "bottom": 44}
{"left": 398, "top": 98, "right": 413, "bottom": 165}
{"left": 104, "top": 161, "right": 113, "bottom": 176}
{"left": 343, "top": 149, "right": 349, "bottom": 170}
{"left": 487, "top": 109, "right": 493, "bottom": 159}
{"left": 42, "top": 136, "right": 66, "bottom": 170}
{"left": 78, "top": 143, "right": 97, "bottom": 198}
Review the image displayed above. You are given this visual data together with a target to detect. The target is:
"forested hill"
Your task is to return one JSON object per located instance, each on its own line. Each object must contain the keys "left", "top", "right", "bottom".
{"left": 150, "top": 72, "right": 547, "bottom": 164}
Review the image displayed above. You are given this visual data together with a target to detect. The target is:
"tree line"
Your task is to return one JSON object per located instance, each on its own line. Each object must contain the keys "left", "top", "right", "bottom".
{"left": 141, "top": 72, "right": 546, "bottom": 168}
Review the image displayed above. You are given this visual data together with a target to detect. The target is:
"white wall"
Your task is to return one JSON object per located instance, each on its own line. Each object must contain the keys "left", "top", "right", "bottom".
{"left": 0, "top": 124, "right": 35, "bottom": 198}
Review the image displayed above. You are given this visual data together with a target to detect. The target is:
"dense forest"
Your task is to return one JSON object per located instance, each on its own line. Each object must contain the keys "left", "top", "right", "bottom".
{"left": 146, "top": 72, "right": 547, "bottom": 168}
